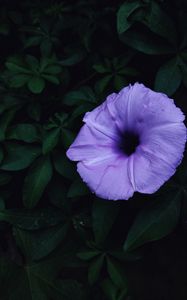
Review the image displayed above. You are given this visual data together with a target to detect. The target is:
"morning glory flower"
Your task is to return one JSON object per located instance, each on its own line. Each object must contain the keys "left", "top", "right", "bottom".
{"left": 66, "top": 83, "right": 186, "bottom": 200}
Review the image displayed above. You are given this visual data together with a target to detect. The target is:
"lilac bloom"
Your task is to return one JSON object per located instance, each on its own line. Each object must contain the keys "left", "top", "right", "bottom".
{"left": 66, "top": 83, "right": 186, "bottom": 200}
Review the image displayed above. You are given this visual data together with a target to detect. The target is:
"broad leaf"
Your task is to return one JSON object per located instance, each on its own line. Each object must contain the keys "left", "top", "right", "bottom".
{"left": 9, "top": 74, "right": 30, "bottom": 88}
{"left": 63, "top": 86, "right": 97, "bottom": 106}
{"left": 88, "top": 254, "right": 105, "bottom": 285}
{"left": 0, "top": 109, "right": 16, "bottom": 141}
{"left": 61, "top": 128, "right": 75, "bottom": 149}
{"left": 48, "top": 178, "right": 69, "bottom": 211}
{"left": 28, "top": 77, "right": 45, "bottom": 94}
{"left": 95, "top": 74, "right": 112, "bottom": 93}
{"left": 42, "top": 128, "right": 60, "bottom": 154}
{"left": 7, "top": 124, "right": 38, "bottom": 143}
{"left": 14, "top": 223, "right": 69, "bottom": 261}
{"left": 0, "top": 256, "right": 83, "bottom": 300}
{"left": 42, "top": 74, "right": 60, "bottom": 84}
{"left": 107, "top": 257, "right": 128, "bottom": 289}
{"left": 53, "top": 151, "right": 76, "bottom": 180}
{"left": 77, "top": 251, "right": 101, "bottom": 261}
{"left": 117, "top": 1, "right": 143, "bottom": 34}
{"left": 0, "top": 143, "right": 41, "bottom": 171}
{"left": 0, "top": 208, "right": 64, "bottom": 230}
{"left": 101, "top": 279, "right": 118, "bottom": 300}
{"left": 92, "top": 199, "right": 120, "bottom": 245}
{"left": 5, "top": 58, "right": 31, "bottom": 74}
{"left": 120, "top": 29, "right": 173, "bottom": 55}
{"left": 155, "top": 57, "right": 182, "bottom": 96}
{"left": 59, "top": 51, "right": 85, "bottom": 66}
{"left": 123, "top": 190, "right": 181, "bottom": 251}
{"left": 143, "top": 1, "right": 177, "bottom": 45}
{"left": 43, "top": 65, "right": 62, "bottom": 74}
{"left": 23, "top": 156, "right": 53, "bottom": 208}
{"left": 67, "top": 177, "right": 90, "bottom": 198}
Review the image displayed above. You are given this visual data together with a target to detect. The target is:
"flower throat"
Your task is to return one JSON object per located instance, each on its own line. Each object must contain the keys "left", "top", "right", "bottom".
{"left": 119, "top": 131, "right": 140, "bottom": 156}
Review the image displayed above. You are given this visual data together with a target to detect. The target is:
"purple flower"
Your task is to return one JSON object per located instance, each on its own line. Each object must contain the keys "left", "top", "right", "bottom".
{"left": 66, "top": 83, "right": 186, "bottom": 200}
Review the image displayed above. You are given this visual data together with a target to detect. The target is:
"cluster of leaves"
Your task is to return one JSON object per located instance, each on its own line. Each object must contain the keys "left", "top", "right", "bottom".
{"left": 0, "top": 0, "right": 186, "bottom": 299}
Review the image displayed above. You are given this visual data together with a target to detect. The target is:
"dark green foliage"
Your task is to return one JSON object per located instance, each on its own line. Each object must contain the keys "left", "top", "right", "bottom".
{"left": 123, "top": 188, "right": 181, "bottom": 251}
{"left": 0, "top": 1, "right": 186, "bottom": 300}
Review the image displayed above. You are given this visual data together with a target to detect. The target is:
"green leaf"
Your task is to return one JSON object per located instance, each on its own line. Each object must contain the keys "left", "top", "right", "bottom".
{"left": 92, "top": 200, "right": 120, "bottom": 245}
{"left": 114, "top": 75, "right": 127, "bottom": 90}
{"left": 43, "top": 65, "right": 62, "bottom": 74}
{"left": 24, "top": 36, "right": 42, "bottom": 48}
{"left": 77, "top": 251, "right": 101, "bottom": 261}
{"left": 120, "top": 29, "right": 173, "bottom": 55}
{"left": 63, "top": 91, "right": 80, "bottom": 106}
{"left": 42, "top": 74, "right": 60, "bottom": 85}
{"left": 93, "top": 64, "right": 110, "bottom": 73}
{"left": 14, "top": 223, "right": 69, "bottom": 261}
{"left": 27, "top": 77, "right": 45, "bottom": 94}
{"left": 0, "top": 95, "right": 21, "bottom": 114}
{"left": 40, "top": 39, "right": 52, "bottom": 57}
{"left": 67, "top": 177, "right": 90, "bottom": 198}
{"left": 23, "top": 156, "right": 53, "bottom": 208}
{"left": 61, "top": 128, "right": 75, "bottom": 149}
{"left": 5, "top": 59, "right": 31, "bottom": 74}
{"left": 63, "top": 87, "right": 96, "bottom": 106}
{"left": 0, "top": 208, "right": 64, "bottom": 229}
{"left": 9, "top": 74, "right": 30, "bottom": 88}
{"left": 109, "top": 249, "right": 142, "bottom": 262}
{"left": 25, "top": 55, "right": 39, "bottom": 71}
{"left": 0, "top": 109, "right": 16, "bottom": 141}
{"left": 155, "top": 57, "right": 182, "bottom": 96}
{"left": 53, "top": 152, "right": 76, "bottom": 180}
{"left": 0, "top": 255, "right": 80, "bottom": 300}
{"left": 48, "top": 178, "right": 69, "bottom": 211}
{"left": 118, "top": 66, "right": 138, "bottom": 76}
{"left": 59, "top": 52, "right": 85, "bottom": 66}
{"left": 101, "top": 279, "right": 118, "bottom": 300}
{"left": 143, "top": 1, "right": 177, "bottom": 45}
{"left": 95, "top": 75, "right": 112, "bottom": 93}
{"left": 7, "top": 124, "right": 38, "bottom": 143}
{"left": 88, "top": 254, "right": 105, "bottom": 285}
{"left": 117, "top": 0, "right": 143, "bottom": 34}
{"left": 123, "top": 191, "right": 181, "bottom": 252}
{"left": 107, "top": 257, "right": 128, "bottom": 289}
{"left": 69, "top": 103, "right": 95, "bottom": 122}
{"left": 42, "top": 128, "right": 60, "bottom": 154}
{"left": 0, "top": 143, "right": 41, "bottom": 171}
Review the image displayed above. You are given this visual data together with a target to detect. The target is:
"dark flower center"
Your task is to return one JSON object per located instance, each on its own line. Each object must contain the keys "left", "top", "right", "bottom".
{"left": 118, "top": 131, "right": 140, "bottom": 156}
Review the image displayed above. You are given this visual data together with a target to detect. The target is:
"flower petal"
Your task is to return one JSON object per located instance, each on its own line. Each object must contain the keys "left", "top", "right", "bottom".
{"left": 132, "top": 149, "right": 175, "bottom": 193}
{"left": 141, "top": 122, "right": 186, "bottom": 167}
{"left": 66, "top": 124, "right": 118, "bottom": 162}
{"left": 112, "top": 83, "right": 185, "bottom": 133}
{"left": 77, "top": 155, "right": 134, "bottom": 200}
{"left": 83, "top": 93, "right": 121, "bottom": 141}
{"left": 133, "top": 122, "right": 186, "bottom": 193}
